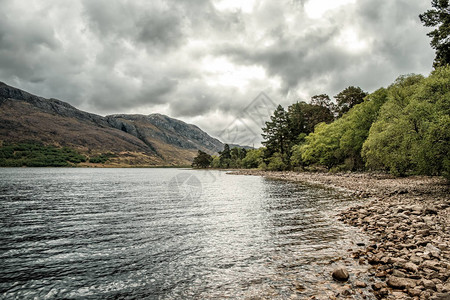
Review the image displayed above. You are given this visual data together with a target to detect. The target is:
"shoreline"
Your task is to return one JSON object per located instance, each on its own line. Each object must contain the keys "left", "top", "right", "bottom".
{"left": 229, "top": 170, "right": 450, "bottom": 299}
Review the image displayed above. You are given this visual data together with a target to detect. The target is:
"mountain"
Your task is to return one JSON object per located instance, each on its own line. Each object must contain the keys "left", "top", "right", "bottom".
{"left": 0, "top": 81, "right": 224, "bottom": 166}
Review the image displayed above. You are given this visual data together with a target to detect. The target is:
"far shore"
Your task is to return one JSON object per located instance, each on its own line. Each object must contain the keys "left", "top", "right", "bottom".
{"left": 228, "top": 170, "right": 450, "bottom": 299}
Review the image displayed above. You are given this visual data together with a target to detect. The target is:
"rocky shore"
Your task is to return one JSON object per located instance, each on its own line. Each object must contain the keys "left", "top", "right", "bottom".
{"left": 229, "top": 170, "right": 449, "bottom": 300}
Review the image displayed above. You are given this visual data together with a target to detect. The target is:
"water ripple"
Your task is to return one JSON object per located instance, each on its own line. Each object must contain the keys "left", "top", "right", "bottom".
{"left": 0, "top": 168, "right": 366, "bottom": 299}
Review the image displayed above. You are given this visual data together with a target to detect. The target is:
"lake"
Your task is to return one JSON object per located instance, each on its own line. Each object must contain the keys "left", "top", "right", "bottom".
{"left": 0, "top": 168, "right": 366, "bottom": 299}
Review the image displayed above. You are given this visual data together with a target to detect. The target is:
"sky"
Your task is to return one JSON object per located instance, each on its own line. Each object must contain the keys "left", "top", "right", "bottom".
{"left": 0, "top": 0, "right": 435, "bottom": 146}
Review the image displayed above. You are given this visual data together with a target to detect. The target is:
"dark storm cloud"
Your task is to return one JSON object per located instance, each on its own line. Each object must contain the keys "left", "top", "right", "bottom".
{"left": 216, "top": 0, "right": 434, "bottom": 99}
{"left": 82, "top": 0, "right": 186, "bottom": 52}
{"left": 0, "top": 0, "right": 436, "bottom": 142}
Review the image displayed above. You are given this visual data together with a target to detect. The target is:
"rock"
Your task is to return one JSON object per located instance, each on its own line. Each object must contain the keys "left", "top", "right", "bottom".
{"left": 420, "top": 279, "right": 437, "bottom": 291}
{"left": 391, "top": 291, "right": 410, "bottom": 299}
{"left": 425, "top": 244, "right": 442, "bottom": 258}
{"left": 387, "top": 276, "right": 413, "bottom": 289}
{"left": 332, "top": 267, "right": 350, "bottom": 282}
{"left": 378, "top": 288, "right": 389, "bottom": 297}
{"left": 376, "top": 271, "right": 387, "bottom": 278}
{"left": 422, "top": 260, "right": 441, "bottom": 271}
{"left": 403, "top": 262, "right": 419, "bottom": 273}
{"left": 392, "top": 270, "right": 407, "bottom": 277}
{"left": 430, "top": 293, "right": 450, "bottom": 300}
{"left": 407, "top": 288, "right": 422, "bottom": 297}
{"left": 423, "top": 206, "right": 438, "bottom": 215}
{"left": 294, "top": 283, "right": 305, "bottom": 291}
{"left": 410, "top": 255, "right": 424, "bottom": 265}
{"left": 372, "top": 282, "right": 386, "bottom": 291}
{"left": 354, "top": 280, "right": 367, "bottom": 288}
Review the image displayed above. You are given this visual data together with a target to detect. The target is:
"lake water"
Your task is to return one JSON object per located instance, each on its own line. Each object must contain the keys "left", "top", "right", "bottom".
{"left": 0, "top": 168, "right": 366, "bottom": 299}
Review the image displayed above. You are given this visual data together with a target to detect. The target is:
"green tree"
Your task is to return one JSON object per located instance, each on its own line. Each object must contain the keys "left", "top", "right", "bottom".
{"left": 210, "top": 155, "right": 221, "bottom": 168}
{"left": 219, "top": 144, "right": 231, "bottom": 168}
{"left": 267, "top": 152, "right": 288, "bottom": 171}
{"left": 192, "top": 150, "right": 213, "bottom": 168}
{"left": 363, "top": 67, "right": 450, "bottom": 178}
{"left": 334, "top": 86, "right": 368, "bottom": 117}
{"left": 242, "top": 148, "right": 264, "bottom": 169}
{"left": 298, "top": 102, "right": 334, "bottom": 133}
{"left": 298, "top": 87, "right": 388, "bottom": 170}
{"left": 420, "top": 0, "right": 450, "bottom": 68}
{"left": 262, "top": 105, "right": 290, "bottom": 160}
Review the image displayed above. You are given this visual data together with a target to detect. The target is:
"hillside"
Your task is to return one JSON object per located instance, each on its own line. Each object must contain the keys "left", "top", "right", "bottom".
{"left": 0, "top": 82, "right": 224, "bottom": 166}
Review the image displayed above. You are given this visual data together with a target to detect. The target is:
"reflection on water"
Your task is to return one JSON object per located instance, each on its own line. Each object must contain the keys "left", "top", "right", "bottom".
{"left": 0, "top": 168, "right": 366, "bottom": 299}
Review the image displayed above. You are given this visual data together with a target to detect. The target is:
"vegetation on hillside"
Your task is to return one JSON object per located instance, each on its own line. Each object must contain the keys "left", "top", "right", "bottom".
{"left": 0, "top": 142, "right": 87, "bottom": 167}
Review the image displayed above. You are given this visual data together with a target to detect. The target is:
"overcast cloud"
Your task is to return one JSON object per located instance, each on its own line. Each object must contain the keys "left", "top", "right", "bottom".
{"left": 0, "top": 0, "right": 435, "bottom": 145}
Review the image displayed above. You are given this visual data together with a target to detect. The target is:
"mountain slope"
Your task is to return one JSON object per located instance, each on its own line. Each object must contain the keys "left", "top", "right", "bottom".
{"left": 106, "top": 114, "right": 223, "bottom": 154}
{"left": 0, "top": 82, "right": 224, "bottom": 166}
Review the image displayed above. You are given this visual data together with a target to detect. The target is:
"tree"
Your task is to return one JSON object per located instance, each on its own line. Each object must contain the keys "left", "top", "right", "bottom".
{"left": 298, "top": 102, "right": 334, "bottom": 133}
{"left": 262, "top": 105, "right": 290, "bottom": 160}
{"left": 242, "top": 148, "right": 264, "bottom": 169}
{"left": 311, "top": 94, "right": 337, "bottom": 116}
{"left": 334, "top": 86, "right": 368, "bottom": 117}
{"left": 267, "top": 152, "right": 288, "bottom": 171}
{"left": 219, "top": 144, "right": 231, "bottom": 167}
{"left": 230, "top": 147, "right": 246, "bottom": 168}
{"left": 287, "top": 101, "right": 334, "bottom": 145}
{"left": 420, "top": 0, "right": 450, "bottom": 68}
{"left": 363, "top": 67, "right": 450, "bottom": 178}
{"left": 192, "top": 150, "right": 212, "bottom": 168}
{"left": 298, "top": 87, "right": 388, "bottom": 170}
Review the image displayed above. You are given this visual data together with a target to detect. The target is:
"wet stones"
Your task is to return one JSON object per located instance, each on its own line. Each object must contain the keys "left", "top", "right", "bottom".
{"left": 231, "top": 170, "right": 450, "bottom": 300}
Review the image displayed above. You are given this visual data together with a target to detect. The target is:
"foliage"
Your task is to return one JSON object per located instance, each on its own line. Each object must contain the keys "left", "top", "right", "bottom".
{"left": 210, "top": 155, "right": 221, "bottom": 168}
{"left": 262, "top": 105, "right": 290, "bottom": 160}
{"left": 420, "top": 0, "right": 450, "bottom": 68}
{"left": 334, "top": 86, "right": 368, "bottom": 117}
{"left": 310, "top": 94, "right": 337, "bottom": 116}
{"left": 297, "top": 87, "right": 388, "bottom": 170}
{"left": 192, "top": 150, "right": 213, "bottom": 168}
{"left": 262, "top": 102, "right": 334, "bottom": 167}
{"left": 266, "top": 152, "right": 288, "bottom": 171}
{"left": 362, "top": 67, "right": 450, "bottom": 178}
{"left": 0, "top": 142, "right": 87, "bottom": 167}
{"left": 241, "top": 148, "right": 264, "bottom": 169}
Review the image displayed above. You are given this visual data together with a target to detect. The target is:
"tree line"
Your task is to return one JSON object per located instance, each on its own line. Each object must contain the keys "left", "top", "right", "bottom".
{"left": 193, "top": 66, "right": 449, "bottom": 179}
{"left": 193, "top": 2, "right": 449, "bottom": 178}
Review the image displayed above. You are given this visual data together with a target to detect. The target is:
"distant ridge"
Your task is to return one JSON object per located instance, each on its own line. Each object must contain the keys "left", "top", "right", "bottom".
{"left": 0, "top": 81, "right": 229, "bottom": 166}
